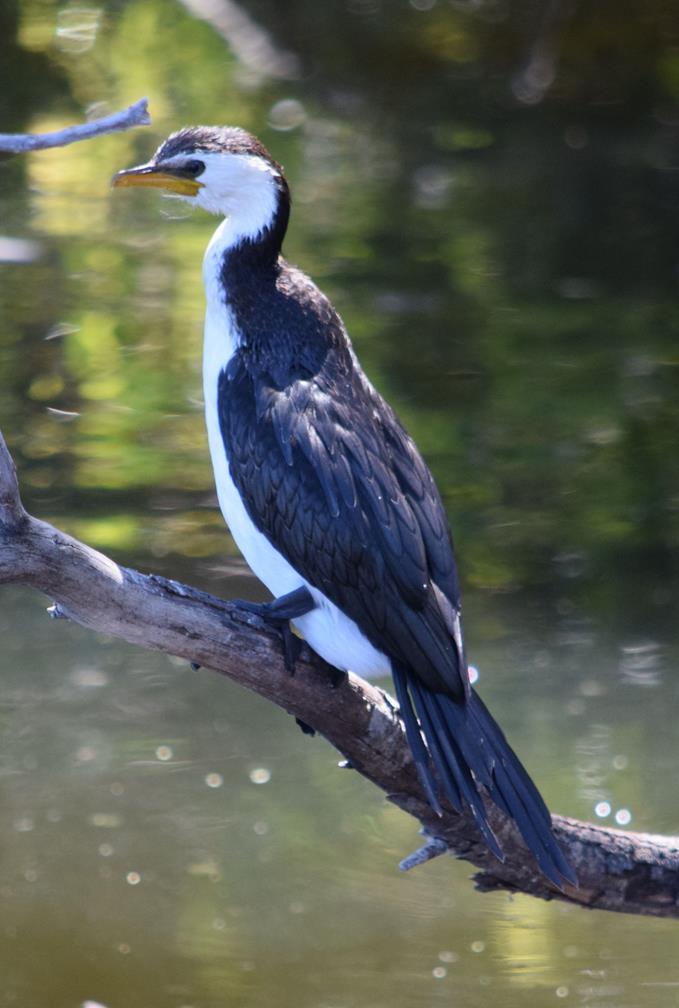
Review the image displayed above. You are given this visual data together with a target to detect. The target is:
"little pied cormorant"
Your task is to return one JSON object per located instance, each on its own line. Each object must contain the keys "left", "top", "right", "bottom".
{"left": 113, "top": 126, "right": 575, "bottom": 889}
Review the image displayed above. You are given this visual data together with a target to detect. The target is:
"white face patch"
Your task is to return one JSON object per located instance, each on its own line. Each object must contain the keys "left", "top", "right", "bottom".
{"left": 159, "top": 150, "right": 280, "bottom": 243}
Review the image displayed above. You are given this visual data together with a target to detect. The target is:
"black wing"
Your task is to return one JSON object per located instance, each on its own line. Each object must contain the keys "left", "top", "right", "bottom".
{"left": 218, "top": 340, "right": 468, "bottom": 702}
{"left": 217, "top": 267, "right": 576, "bottom": 888}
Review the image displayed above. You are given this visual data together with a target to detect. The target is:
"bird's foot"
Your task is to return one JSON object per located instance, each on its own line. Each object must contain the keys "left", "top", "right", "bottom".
{"left": 231, "top": 586, "right": 315, "bottom": 674}
{"left": 328, "top": 666, "right": 348, "bottom": 689}
{"left": 303, "top": 654, "right": 346, "bottom": 689}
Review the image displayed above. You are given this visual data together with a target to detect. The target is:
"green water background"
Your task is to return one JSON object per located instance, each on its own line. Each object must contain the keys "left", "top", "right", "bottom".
{"left": 1, "top": 1, "right": 679, "bottom": 1005}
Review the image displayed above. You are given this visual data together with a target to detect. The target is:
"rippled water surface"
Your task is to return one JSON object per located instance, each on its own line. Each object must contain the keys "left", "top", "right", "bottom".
{"left": 2, "top": 1, "right": 679, "bottom": 1005}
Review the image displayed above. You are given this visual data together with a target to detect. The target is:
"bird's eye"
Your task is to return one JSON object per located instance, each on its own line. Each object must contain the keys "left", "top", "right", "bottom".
{"left": 183, "top": 159, "right": 205, "bottom": 177}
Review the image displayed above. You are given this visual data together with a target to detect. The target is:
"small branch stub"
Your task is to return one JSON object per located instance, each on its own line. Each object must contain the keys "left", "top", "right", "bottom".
{"left": 399, "top": 832, "right": 449, "bottom": 871}
{"left": 0, "top": 431, "right": 25, "bottom": 527}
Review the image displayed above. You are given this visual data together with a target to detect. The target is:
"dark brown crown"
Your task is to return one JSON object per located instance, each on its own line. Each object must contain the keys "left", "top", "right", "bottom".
{"left": 154, "top": 125, "right": 282, "bottom": 175}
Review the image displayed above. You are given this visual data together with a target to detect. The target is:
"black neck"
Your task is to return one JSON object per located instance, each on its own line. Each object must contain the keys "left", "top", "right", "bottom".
{"left": 225, "top": 175, "right": 290, "bottom": 274}
{"left": 217, "top": 176, "right": 347, "bottom": 386}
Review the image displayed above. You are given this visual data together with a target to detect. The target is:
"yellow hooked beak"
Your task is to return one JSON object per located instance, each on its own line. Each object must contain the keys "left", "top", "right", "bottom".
{"left": 111, "top": 163, "right": 203, "bottom": 197}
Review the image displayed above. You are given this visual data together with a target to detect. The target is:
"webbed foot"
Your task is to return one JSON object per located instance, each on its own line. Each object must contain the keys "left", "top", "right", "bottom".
{"left": 232, "top": 586, "right": 315, "bottom": 674}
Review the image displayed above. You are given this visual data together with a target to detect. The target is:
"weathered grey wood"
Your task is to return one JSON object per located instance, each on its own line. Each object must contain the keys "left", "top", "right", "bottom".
{"left": 0, "top": 98, "right": 150, "bottom": 153}
{"left": 1, "top": 430, "right": 678, "bottom": 918}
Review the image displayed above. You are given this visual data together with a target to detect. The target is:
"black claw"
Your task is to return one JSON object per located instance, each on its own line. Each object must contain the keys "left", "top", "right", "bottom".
{"left": 230, "top": 588, "right": 315, "bottom": 676}
{"left": 328, "top": 667, "right": 348, "bottom": 689}
{"left": 309, "top": 656, "right": 347, "bottom": 689}
{"left": 281, "top": 624, "right": 303, "bottom": 674}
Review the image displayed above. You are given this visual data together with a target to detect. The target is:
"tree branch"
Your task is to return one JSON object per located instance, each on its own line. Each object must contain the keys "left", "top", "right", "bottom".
{"left": 1, "top": 429, "right": 678, "bottom": 918}
{"left": 0, "top": 98, "right": 151, "bottom": 153}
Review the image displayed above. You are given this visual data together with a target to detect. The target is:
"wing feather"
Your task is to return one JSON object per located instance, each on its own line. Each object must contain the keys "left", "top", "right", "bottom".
{"left": 218, "top": 346, "right": 468, "bottom": 700}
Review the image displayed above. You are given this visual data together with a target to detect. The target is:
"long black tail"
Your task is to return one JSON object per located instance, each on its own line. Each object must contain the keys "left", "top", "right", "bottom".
{"left": 392, "top": 663, "right": 576, "bottom": 889}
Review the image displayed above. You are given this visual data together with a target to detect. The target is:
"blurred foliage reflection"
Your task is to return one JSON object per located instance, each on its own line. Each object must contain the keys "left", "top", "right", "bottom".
{"left": 1, "top": 1, "right": 679, "bottom": 1006}
{"left": 1, "top": 0, "right": 678, "bottom": 619}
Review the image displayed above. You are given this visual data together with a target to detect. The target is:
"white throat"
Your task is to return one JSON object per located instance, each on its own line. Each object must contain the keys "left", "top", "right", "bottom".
{"left": 164, "top": 150, "right": 280, "bottom": 242}
{"left": 202, "top": 217, "right": 242, "bottom": 383}
{"left": 199, "top": 148, "right": 281, "bottom": 371}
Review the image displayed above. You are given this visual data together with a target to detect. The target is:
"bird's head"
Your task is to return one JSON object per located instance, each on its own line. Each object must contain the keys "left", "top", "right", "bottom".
{"left": 112, "top": 125, "right": 289, "bottom": 246}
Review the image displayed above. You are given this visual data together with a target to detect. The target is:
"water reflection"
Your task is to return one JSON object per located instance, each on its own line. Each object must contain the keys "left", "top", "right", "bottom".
{"left": 2, "top": 0, "right": 679, "bottom": 1005}
{"left": 55, "top": 7, "right": 102, "bottom": 54}
{"left": 618, "top": 640, "right": 664, "bottom": 688}
{"left": 3, "top": 579, "right": 675, "bottom": 1007}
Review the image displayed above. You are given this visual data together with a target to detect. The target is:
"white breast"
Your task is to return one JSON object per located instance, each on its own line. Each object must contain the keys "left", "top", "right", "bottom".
{"left": 201, "top": 225, "right": 391, "bottom": 681}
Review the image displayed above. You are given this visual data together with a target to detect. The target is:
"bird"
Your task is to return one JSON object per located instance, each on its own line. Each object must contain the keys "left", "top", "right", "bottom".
{"left": 112, "top": 125, "right": 576, "bottom": 889}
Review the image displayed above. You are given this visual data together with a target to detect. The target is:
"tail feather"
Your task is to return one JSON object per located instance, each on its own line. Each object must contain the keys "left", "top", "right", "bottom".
{"left": 392, "top": 663, "right": 442, "bottom": 815}
{"left": 466, "top": 695, "right": 576, "bottom": 885}
{"left": 406, "top": 675, "right": 462, "bottom": 811}
{"left": 467, "top": 691, "right": 552, "bottom": 826}
{"left": 491, "top": 756, "right": 577, "bottom": 886}
{"left": 409, "top": 677, "right": 505, "bottom": 861}
{"left": 394, "top": 662, "right": 576, "bottom": 889}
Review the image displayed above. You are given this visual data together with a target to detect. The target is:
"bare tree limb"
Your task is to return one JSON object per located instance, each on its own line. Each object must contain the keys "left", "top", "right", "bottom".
{"left": 0, "top": 98, "right": 151, "bottom": 154}
{"left": 1, "top": 429, "right": 678, "bottom": 918}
